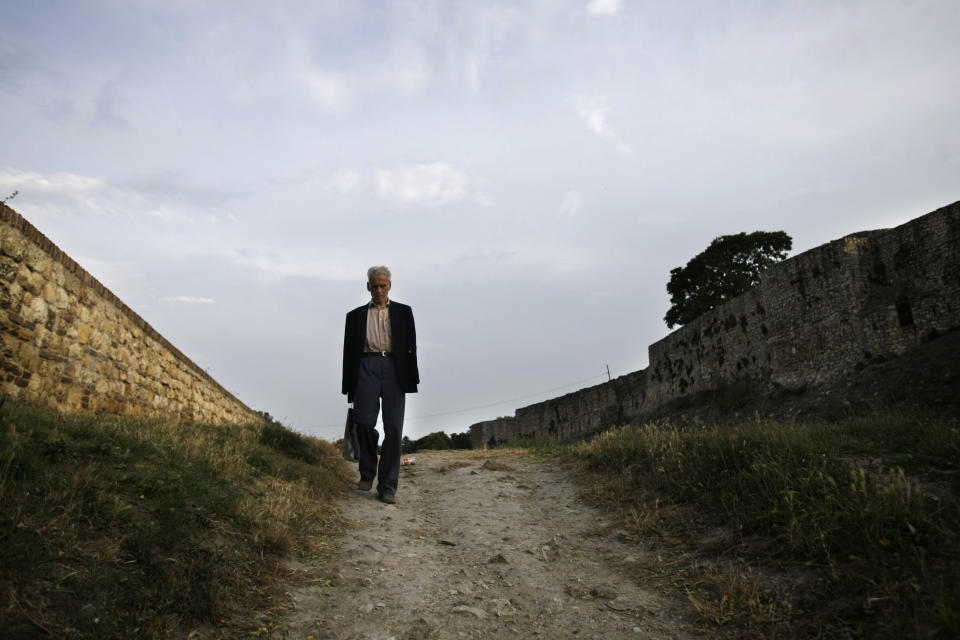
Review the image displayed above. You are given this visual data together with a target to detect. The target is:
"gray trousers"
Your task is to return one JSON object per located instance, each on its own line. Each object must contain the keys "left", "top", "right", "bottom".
{"left": 352, "top": 354, "right": 405, "bottom": 496}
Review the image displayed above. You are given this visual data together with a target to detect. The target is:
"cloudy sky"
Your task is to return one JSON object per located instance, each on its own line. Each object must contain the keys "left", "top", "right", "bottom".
{"left": 2, "top": 1, "right": 958, "bottom": 441}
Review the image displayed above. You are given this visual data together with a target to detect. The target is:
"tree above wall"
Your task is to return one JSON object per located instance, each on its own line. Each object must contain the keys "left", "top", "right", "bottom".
{"left": 664, "top": 230, "right": 792, "bottom": 328}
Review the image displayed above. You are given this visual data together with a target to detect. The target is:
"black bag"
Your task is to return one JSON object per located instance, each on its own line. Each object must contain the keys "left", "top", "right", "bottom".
{"left": 341, "top": 407, "right": 360, "bottom": 461}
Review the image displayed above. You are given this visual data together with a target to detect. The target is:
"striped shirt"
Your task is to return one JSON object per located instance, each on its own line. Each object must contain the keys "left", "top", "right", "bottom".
{"left": 364, "top": 301, "right": 392, "bottom": 353}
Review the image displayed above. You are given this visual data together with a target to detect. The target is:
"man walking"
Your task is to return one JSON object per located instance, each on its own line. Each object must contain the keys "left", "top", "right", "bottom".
{"left": 342, "top": 266, "right": 419, "bottom": 504}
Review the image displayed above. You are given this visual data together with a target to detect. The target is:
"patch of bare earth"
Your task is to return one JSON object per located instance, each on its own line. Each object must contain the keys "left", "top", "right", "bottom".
{"left": 277, "top": 450, "right": 696, "bottom": 639}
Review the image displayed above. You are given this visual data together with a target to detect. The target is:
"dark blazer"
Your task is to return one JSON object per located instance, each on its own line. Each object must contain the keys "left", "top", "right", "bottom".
{"left": 342, "top": 300, "right": 420, "bottom": 402}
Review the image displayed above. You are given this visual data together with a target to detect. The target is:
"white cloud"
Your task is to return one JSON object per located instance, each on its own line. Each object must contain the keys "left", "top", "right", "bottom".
{"left": 379, "top": 40, "right": 431, "bottom": 93}
{"left": 147, "top": 206, "right": 178, "bottom": 221}
{"left": 73, "top": 256, "right": 145, "bottom": 297}
{"left": 586, "top": 0, "right": 622, "bottom": 17}
{"left": 160, "top": 296, "right": 215, "bottom": 304}
{"left": 375, "top": 163, "right": 482, "bottom": 206}
{"left": 456, "top": 6, "right": 521, "bottom": 94}
{"left": 0, "top": 168, "right": 126, "bottom": 217}
{"left": 327, "top": 169, "right": 361, "bottom": 194}
{"left": 291, "top": 38, "right": 431, "bottom": 111}
{"left": 230, "top": 246, "right": 363, "bottom": 282}
{"left": 299, "top": 68, "right": 350, "bottom": 110}
{"left": 0, "top": 168, "right": 242, "bottom": 229}
{"left": 466, "top": 52, "right": 485, "bottom": 94}
{"left": 0, "top": 169, "right": 105, "bottom": 198}
{"left": 559, "top": 190, "right": 583, "bottom": 217}
{"left": 434, "top": 241, "right": 605, "bottom": 278}
{"left": 574, "top": 99, "right": 633, "bottom": 158}
{"left": 145, "top": 206, "right": 234, "bottom": 227}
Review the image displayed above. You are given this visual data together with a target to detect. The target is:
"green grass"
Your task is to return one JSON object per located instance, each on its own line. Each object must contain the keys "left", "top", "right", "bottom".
{"left": 501, "top": 433, "right": 562, "bottom": 452}
{"left": 535, "top": 411, "right": 959, "bottom": 638}
{"left": 0, "top": 398, "right": 351, "bottom": 639}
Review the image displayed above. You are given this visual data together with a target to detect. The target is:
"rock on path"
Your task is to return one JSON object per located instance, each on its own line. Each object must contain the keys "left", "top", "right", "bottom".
{"left": 280, "top": 450, "right": 695, "bottom": 640}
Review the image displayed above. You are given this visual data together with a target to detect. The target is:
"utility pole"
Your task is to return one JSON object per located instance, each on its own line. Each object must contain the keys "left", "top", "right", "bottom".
{"left": 606, "top": 364, "right": 611, "bottom": 382}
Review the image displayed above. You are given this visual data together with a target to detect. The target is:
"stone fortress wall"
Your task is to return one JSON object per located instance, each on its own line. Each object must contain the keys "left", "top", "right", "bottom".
{"left": 471, "top": 200, "right": 960, "bottom": 448}
{"left": 0, "top": 204, "right": 261, "bottom": 425}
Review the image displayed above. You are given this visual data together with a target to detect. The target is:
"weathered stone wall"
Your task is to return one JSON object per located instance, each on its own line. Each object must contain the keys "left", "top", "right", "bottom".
{"left": 0, "top": 204, "right": 261, "bottom": 425}
{"left": 471, "top": 369, "right": 647, "bottom": 448}
{"left": 471, "top": 200, "right": 960, "bottom": 448}
{"left": 644, "top": 287, "right": 769, "bottom": 409}
{"left": 763, "top": 204, "right": 960, "bottom": 389}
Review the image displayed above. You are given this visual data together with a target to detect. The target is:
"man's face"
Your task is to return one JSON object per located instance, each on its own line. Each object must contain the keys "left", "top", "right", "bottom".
{"left": 367, "top": 273, "right": 391, "bottom": 306}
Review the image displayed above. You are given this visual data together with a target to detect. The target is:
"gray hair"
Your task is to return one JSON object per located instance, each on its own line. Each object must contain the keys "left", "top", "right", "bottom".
{"left": 367, "top": 265, "right": 392, "bottom": 281}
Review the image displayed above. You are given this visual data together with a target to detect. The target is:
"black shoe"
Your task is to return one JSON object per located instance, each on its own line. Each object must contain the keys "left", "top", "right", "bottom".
{"left": 378, "top": 491, "right": 396, "bottom": 504}
{"left": 357, "top": 478, "right": 373, "bottom": 491}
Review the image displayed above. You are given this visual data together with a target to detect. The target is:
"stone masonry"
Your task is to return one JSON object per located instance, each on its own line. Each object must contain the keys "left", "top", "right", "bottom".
{"left": 471, "top": 200, "right": 960, "bottom": 448}
{"left": 0, "top": 204, "right": 260, "bottom": 425}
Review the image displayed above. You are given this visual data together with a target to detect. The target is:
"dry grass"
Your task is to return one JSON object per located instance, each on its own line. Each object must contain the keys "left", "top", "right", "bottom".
{"left": 479, "top": 458, "right": 518, "bottom": 472}
{"left": 684, "top": 562, "right": 796, "bottom": 637}
{"left": 526, "top": 411, "right": 960, "bottom": 639}
{"left": 0, "top": 399, "right": 352, "bottom": 638}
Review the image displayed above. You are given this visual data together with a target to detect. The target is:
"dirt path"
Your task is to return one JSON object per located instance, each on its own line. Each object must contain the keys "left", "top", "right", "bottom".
{"left": 280, "top": 449, "right": 696, "bottom": 640}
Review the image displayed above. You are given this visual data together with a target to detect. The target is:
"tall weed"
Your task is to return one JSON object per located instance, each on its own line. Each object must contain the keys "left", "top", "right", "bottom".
{"left": 565, "top": 412, "right": 960, "bottom": 638}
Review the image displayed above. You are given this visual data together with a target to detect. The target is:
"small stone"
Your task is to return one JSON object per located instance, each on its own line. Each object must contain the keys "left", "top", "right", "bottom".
{"left": 490, "top": 598, "right": 517, "bottom": 617}
{"left": 452, "top": 605, "right": 488, "bottom": 619}
{"left": 358, "top": 603, "right": 375, "bottom": 614}
{"left": 606, "top": 596, "right": 634, "bottom": 612}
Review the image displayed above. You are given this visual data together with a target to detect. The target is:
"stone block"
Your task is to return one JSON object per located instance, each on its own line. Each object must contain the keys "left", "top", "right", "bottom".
{"left": 62, "top": 272, "right": 80, "bottom": 295}
{"left": 6, "top": 282, "right": 23, "bottom": 308}
{"left": 0, "top": 232, "right": 25, "bottom": 260}
{"left": 17, "top": 265, "right": 42, "bottom": 296}
{"left": 17, "top": 341, "right": 39, "bottom": 367}
{"left": 43, "top": 281, "right": 66, "bottom": 307}
{"left": 76, "top": 323, "right": 92, "bottom": 344}
{"left": 23, "top": 245, "right": 48, "bottom": 272}
{"left": 7, "top": 311, "right": 31, "bottom": 328}
{"left": 0, "top": 261, "right": 18, "bottom": 283}
{"left": 67, "top": 342, "right": 86, "bottom": 361}
{"left": 23, "top": 295, "right": 48, "bottom": 324}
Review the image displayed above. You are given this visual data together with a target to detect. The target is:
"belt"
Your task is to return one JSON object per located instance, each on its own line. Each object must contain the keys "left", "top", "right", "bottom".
{"left": 362, "top": 351, "right": 392, "bottom": 357}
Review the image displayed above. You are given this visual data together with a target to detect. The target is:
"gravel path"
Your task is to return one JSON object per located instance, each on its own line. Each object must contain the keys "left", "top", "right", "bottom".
{"left": 280, "top": 449, "right": 696, "bottom": 640}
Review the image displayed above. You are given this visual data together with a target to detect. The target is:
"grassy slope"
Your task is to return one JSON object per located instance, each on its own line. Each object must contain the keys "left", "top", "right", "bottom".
{"left": 516, "top": 411, "right": 960, "bottom": 638}
{"left": 0, "top": 399, "right": 351, "bottom": 639}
